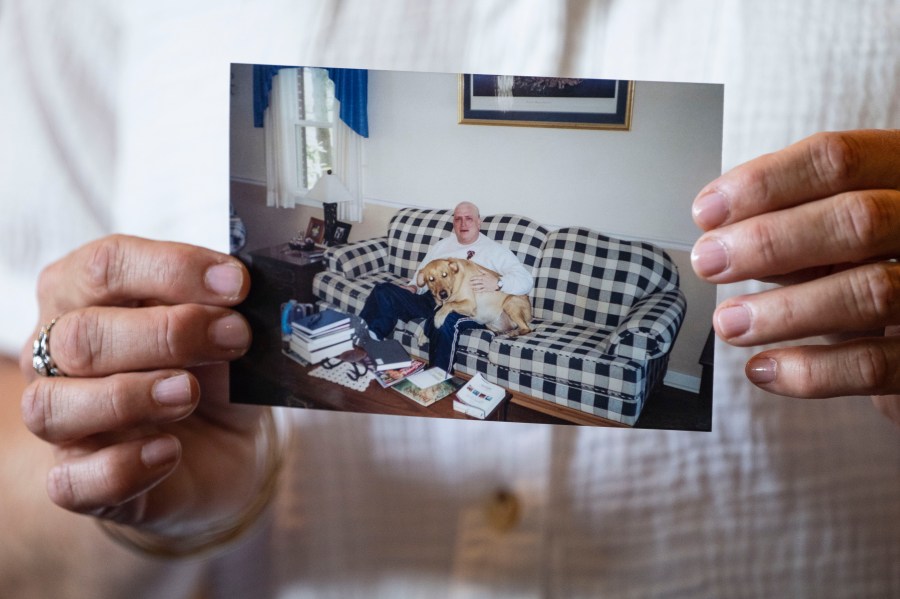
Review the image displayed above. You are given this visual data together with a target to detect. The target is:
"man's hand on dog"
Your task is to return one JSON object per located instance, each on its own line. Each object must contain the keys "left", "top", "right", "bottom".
{"left": 470, "top": 270, "right": 500, "bottom": 293}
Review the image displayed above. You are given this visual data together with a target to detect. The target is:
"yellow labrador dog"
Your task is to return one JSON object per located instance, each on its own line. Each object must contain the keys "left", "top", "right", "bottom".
{"left": 416, "top": 258, "right": 532, "bottom": 336}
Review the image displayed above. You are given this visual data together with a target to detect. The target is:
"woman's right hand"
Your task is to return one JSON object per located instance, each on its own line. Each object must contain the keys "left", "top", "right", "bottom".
{"left": 18, "top": 235, "right": 271, "bottom": 539}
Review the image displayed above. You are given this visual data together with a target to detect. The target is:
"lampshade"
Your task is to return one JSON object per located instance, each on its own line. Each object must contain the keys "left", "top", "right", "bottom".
{"left": 306, "top": 170, "right": 354, "bottom": 204}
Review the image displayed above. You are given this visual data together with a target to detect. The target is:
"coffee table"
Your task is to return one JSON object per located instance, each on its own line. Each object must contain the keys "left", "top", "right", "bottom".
{"left": 231, "top": 340, "right": 510, "bottom": 421}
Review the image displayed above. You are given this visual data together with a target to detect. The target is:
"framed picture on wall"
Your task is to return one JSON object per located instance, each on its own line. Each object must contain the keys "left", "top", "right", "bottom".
{"left": 458, "top": 75, "right": 633, "bottom": 130}
{"left": 305, "top": 217, "right": 326, "bottom": 245}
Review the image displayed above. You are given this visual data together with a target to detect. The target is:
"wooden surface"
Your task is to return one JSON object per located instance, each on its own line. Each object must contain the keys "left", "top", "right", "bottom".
{"left": 508, "top": 390, "right": 630, "bottom": 428}
{"left": 231, "top": 346, "right": 509, "bottom": 421}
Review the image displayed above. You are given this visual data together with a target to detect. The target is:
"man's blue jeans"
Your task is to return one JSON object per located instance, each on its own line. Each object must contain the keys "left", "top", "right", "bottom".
{"left": 360, "top": 282, "right": 484, "bottom": 373}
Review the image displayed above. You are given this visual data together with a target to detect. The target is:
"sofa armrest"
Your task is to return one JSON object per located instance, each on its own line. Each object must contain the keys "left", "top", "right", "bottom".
{"left": 324, "top": 237, "right": 389, "bottom": 279}
{"left": 601, "top": 289, "right": 687, "bottom": 360}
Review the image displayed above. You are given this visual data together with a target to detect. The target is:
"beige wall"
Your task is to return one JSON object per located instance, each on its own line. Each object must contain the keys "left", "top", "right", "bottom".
{"left": 364, "top": 72, "right": 723, "bottom": 249}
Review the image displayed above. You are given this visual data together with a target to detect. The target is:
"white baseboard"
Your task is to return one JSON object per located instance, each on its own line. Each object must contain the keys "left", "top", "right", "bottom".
{"left": 664, "top": 371, "right": 701, "bottom": 394}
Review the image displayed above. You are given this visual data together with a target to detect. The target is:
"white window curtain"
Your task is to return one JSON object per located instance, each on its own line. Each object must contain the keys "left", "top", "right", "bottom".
{"left": 332, "top": 115, "right": 364, "bottom": 223}
{"left": 264, "top": 69, "right": 365, "bottom": 221}
{"left": 264, "top": 68, "right": 300, "bottom": 209}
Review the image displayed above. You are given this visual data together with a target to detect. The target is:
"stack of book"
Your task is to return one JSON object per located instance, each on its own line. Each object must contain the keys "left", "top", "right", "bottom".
{"left": 453, "top": 373, "right": 507, "bottom": 419}
{"left": 287, "top": 308, "right": 353, "bottom": 364}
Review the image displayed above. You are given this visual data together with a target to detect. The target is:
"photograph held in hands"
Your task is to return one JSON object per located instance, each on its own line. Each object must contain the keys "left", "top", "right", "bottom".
{"left": 229, "top": 64, "right": 722, "bottom": 431}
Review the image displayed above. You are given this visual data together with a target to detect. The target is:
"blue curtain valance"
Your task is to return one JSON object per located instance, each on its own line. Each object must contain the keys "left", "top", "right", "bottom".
{"left": 251, "top": 65, "right": 287, "bottom": 128}
{"left": 252, "top": 65, "right": 368, "bottom": 138}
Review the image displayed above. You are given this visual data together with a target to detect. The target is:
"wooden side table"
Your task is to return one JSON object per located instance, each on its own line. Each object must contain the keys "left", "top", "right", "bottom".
{"left": 237, "top": 244, "right": 326, "bottom": 353}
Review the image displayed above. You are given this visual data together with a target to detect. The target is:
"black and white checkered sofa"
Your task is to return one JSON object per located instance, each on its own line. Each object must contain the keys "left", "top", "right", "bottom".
{"left": 313, "top": 208, "right": 686, "bottom": 426}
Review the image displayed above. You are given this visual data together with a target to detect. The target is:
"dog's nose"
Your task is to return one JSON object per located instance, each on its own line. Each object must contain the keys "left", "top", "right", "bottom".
{"left": 439, "top": 290, "right": 449, "bottom": 300}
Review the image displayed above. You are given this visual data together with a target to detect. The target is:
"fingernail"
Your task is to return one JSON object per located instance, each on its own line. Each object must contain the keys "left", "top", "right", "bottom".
{"left": 693, "top": 191, "right": 729, "bottom": 229}
{"left": 746, "top": 357, "right": 777, "bottom": 385}
{"left": 152, "top": 373, "right": 193, "bottom": 407}
{"left": 209, "top": 314, "right": 250, "bottom": 350}
{"left": 140, "top": 437, "right": 180, "bottom": 469}
{"left": 716, "top": 305, "right": 751, "bottom": 339}
{"left": 691, "top": 237, "right": 729, "bottom": 278}
{"left": 205, "top": 263, "right": 244, "bottom": 299}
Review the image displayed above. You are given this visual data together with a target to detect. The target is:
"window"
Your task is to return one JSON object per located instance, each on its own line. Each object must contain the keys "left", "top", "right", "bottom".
{"left": 265, "top": 67, "right": 337, "bottom": 207}
{"left": 294, "top": 67, "right": 335, "bottom": 190}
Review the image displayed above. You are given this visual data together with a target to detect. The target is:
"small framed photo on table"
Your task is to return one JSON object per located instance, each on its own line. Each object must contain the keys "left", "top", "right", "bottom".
{"left": 305, "top": 217, "right": 326, "bottom": 245}
{"left": 329, "top": 221, "right": 352, "bottom": 245}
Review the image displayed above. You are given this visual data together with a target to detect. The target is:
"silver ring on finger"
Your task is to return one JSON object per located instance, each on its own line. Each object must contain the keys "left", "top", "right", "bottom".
{"left": 32, "top": 317, "right": 66, "bottom": 377}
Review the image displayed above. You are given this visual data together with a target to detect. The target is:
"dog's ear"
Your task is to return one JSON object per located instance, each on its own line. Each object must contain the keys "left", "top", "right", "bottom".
{"left": 416, "top": 270, "right": 426, "bottom": 287}
{"left": 448, "top": 259, "right": 460, "bottom": 273}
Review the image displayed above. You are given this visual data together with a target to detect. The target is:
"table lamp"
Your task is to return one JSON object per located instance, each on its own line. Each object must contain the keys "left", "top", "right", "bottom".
{"left": 306, "top": 169, "right": 353, "bottom": 245}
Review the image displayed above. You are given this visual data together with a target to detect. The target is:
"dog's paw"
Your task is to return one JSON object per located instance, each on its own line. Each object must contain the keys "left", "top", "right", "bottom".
{"left": 502, "top": 326, "right": 531, "bottom": 338}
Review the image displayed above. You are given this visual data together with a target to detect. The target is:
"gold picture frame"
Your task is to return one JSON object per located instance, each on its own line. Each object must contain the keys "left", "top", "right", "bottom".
{"left": 458, "top": 74, "right": 633, "bottom": 131}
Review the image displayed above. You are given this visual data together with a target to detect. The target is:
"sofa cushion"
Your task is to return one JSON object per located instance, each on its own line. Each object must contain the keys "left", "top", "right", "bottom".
{"left": 387, "top": 208, "right": 453, "bottom": 281}
{"left": 486, "top": 320, "right": 616, "bottom": 389}
{"left": 314, "top": 270, "right": 404, "bottom": 316}
{"left": 603, "top": 289, "right": 687, "bottom": 360}
{"left": 325, "top": 237, "right": 389, "bottom": 279}
{"left": 480, "top": 214, "right": 549, "bottom": 273}
{"left": 484, "top": 351, "right": 670, "bottom": 426}
{"left": 532, "top": 227, "right": 680, "bottom": 327}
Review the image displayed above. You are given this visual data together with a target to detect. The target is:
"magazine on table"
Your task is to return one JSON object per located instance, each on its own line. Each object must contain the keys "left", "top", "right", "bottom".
{"left": 365, "top": 357, "right": 427, "bottom": 388}
{"left": 391, "top": 368, "right": 465, "bottom": 407}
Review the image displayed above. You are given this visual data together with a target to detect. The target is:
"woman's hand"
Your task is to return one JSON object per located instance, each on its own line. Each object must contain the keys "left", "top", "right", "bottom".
{"left": 691, "top": 130, "right": 900, "bottom": 426}
{"left": 18, "top": 235, "right": 270, "bottom": 537}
